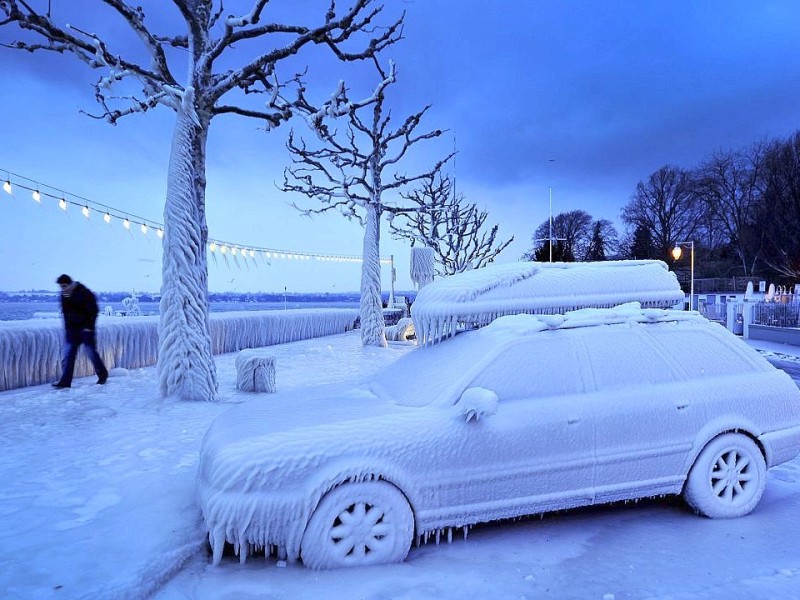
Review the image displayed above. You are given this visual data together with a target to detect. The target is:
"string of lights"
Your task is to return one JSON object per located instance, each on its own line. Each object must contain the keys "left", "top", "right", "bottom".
{"left": 1, "top": 169, "right": 391, "bottom": 265}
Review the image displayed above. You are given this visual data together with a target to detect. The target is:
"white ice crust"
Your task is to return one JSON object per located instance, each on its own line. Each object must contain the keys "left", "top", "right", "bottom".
{"left": 197, "top": 303, "right": 800, "bottom": 567}
{"left": 411, "top": 260, "right": 685, "bottom": 344}
{"left": 0, "top": 309, "right": 357, "bottom": 391}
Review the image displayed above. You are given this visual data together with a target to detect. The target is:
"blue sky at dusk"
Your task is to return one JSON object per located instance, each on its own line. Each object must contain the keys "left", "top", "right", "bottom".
{"left": 1, "top": 0, "right": 799, "bottom": 293}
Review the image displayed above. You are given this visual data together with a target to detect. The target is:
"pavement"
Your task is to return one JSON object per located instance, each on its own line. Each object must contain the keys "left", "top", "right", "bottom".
{"left": 746, "top": 338, "right": 800, "bottom": 359}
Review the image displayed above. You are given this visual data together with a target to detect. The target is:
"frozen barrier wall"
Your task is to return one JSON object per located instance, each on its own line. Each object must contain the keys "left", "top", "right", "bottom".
{"left": 412, "top": 260, "right": 685, "bottom": 344}
{"left": 0, "top": 309, "right": 359, "bottom": 391}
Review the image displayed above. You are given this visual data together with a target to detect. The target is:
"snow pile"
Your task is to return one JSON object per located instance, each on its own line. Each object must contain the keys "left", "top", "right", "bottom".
{"left": 0, "top": 309, "right": 358, "bottom": 391}
{"left": 411, "top": 260, "right": 684, "bottom": 344}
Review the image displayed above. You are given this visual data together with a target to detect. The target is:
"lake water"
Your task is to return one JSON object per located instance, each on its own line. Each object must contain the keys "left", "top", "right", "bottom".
{"left": 0, "top": 300, "right": 360, "bottom": 321}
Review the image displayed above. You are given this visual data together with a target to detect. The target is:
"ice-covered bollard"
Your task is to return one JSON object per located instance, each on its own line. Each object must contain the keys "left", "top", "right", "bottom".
{"left": 385, "top": 317, "right": 416, "bottom": 342}
{"left": 235, "top": 350, "right": 276, "bottom": 393}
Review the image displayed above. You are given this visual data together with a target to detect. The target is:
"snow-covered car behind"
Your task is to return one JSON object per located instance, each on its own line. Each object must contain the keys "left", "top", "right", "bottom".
{"left": 197, "top": 303, "right": 800, "bottom": 569}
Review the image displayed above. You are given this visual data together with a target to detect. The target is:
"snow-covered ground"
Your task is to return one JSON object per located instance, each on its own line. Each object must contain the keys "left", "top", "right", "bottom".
{"left": 1, "top": 332, "right": 799, "bottom": 600}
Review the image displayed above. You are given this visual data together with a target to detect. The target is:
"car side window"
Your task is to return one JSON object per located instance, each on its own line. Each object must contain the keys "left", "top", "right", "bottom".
{"left": 580, "top": 326, "right": 678, "bottom": 391}
{"left": 645, "top": 327, "right": 758, "bottom": 378}
{"left": 468, "top": 334, "right": 584, "bottom": 401}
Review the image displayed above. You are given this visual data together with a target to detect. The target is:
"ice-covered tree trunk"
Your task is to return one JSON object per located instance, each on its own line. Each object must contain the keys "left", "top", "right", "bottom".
{"left": 158, "top": 108, "right": 218, "bottom": 401}
{"left": 360, "top": 203, "right": 387, "bottom": 347}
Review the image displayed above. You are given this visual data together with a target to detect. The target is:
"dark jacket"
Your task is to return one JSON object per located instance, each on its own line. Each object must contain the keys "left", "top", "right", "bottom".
{"left": 60, "top": 282, "right": 100, "bottom": 334}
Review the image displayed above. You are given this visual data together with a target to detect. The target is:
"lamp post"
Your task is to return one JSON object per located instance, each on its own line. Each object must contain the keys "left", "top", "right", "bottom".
{"left": 672, "top": 241, "right": 694, "bottom": 310}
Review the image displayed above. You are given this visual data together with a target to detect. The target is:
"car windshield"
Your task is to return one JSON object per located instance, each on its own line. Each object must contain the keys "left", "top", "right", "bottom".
{"left": 369, "top": 330, "right": 497, "bottom": 407}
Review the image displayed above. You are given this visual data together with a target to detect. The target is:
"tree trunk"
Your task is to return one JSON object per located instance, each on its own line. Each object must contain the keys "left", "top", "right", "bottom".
{"left": 360, "top": 203, "right": 387, "bottom": 347}
{"left": 157, "top": 108, "right": 219, "bottom": 401}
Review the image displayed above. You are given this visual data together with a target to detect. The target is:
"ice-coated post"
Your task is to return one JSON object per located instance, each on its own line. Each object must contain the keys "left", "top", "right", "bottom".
{"left": 410, "top": 246, "right": 435, "bottom": 290}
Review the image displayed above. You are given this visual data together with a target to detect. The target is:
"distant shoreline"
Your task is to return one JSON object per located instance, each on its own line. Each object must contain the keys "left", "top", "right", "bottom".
{"left": 0, "top": 291, "right": 417, "bottom": 321}
{"left": 0, "top": 290, "right": 417, "bottom": 303}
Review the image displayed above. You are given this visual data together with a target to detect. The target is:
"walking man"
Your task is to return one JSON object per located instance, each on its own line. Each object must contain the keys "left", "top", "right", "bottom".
{"left": 52, "top": 274, "right": 109, "bottom": 388}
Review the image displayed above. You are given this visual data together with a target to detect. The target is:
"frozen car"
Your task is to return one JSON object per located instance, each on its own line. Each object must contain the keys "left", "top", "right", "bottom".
{"left": 197, "top": 303, "right": 800, "bottom": 570}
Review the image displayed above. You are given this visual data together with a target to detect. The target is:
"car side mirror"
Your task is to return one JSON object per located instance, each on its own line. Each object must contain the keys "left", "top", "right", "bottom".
{"left": 456, "top": 387, "right": 498, "bottom": 422}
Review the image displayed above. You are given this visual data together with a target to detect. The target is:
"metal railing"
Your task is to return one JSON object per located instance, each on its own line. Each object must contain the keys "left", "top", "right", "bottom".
{"left": 675, "top": 276, "right": 764, "bottom": 294}
{"left": 752, "top": 302, "right": 800, "bottom": 328}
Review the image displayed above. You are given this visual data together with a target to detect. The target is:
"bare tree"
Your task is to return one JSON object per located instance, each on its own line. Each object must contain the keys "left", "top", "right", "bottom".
{"left": 390, "top": 173, "right": 513, "bottom": 276}
{"left": 621, "top": 165, "right": 701, "bottom": 261}
{"left": 758, "top": 132, "right": 800, "bottom": 279}
{"left": 0, "top": 1, "right": 400, "bottom": 400}
{"left": 282, "top": 59, "right": 452, "bottom": 347}
{"left": 522, "top": 209, "right": 595, "bottom": 262}
{"left": 694, "top": 144, "right": 767, "bottom": 276}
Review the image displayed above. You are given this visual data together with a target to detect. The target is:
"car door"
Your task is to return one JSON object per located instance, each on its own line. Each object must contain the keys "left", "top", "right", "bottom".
{"left": 578, "top": 324, "right": 698, "bottom": 504}
{"left": 416, "top": 329, "right": 597, "bottom": 526}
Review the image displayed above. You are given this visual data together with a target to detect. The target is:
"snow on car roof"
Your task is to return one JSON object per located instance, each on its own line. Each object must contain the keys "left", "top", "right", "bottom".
{"left": 411, "top": 260, "right": 685, "bottom": 344}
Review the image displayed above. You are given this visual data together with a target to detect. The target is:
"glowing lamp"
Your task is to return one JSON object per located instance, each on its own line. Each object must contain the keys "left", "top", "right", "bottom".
{"left": 140, "top": 223, "right": 148, "bottom": 234}
{"left": 82, "top": 205, "right": 90, "bottom": 218}
{"left": 157, "top": 228, "right": 164, "bottom": 239}
{"left": 104, "top": 212, "right": 111, "bottom": 223}
{"left": 123, "top": 218, "right": 131, "bottom": 230}
{"left": 59, "top": 198, "right": 67, "bottom": 210}
{"left": 671, "top": 246, "right": 682, "bottom": 260}
{"left": 32, "top": 190, "right": 41, "bottom": 202}
{"left": 2, "top": 180, "right": 11, "bottom": 194}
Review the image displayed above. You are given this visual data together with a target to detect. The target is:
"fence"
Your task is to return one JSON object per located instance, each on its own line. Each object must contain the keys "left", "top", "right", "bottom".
{"left": 675, "top": 276, "right": 764, "bottom": 294}
{"left": 0, "top": 309, "right": 359, "bottom": 391}
{"left": 752, "top": 302, "right": 800, "bottom": 328}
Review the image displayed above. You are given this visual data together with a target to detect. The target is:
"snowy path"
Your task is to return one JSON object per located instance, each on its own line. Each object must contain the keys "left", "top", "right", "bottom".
{"left": 0, "top": 332, "right": 410, "bottom": 600}
{"left": 1, "top": 333, "right": 799, "bottom": 600}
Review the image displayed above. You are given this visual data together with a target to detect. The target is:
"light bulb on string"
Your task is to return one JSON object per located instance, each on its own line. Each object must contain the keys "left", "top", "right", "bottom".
{"left": 123, "top": 218, "right": 131, "bottom": 230}
{"left": 157, "top": 228, "right": 164, "bottom": 239}
{"left": 249, "top": 249, "right": 255, "bottom": 258}
{"left": 231, "top": 247, "right": 237, "bottom": 256}
{"left": 220, "top": 245, "right": 228, "bottom": 254}
{"left": 209, "top": 242, "right": 217, "bottom": 252}
{"left": 32, "top": 190, "right": 41, "bottom": 202}
{"left": 82, "top": 205, "right": 90, "bottom": 218}
{"left": 140, "top": 223, "right": 148, "bottom": 234}
{"left": 2, "top": 180, "right": 10, "bottom": 194}
{"left": 103, "top": 212, "right": 111, "bottom": 224}
{"left": 59, "top": 198, "right": 67, "bottom": 211}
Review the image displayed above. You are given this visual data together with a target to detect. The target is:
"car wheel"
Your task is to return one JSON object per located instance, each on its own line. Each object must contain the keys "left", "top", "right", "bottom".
{"left": 684, "top": 433, "right": 767, "bottom": 518}
{"left": 301, "top": 481, "right": 414, "bottom": 569}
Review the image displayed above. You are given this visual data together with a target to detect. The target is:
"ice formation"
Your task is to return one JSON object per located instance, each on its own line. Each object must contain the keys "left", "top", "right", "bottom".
{"left": 197, "top": 304, "right": 800, "bottom": 568}
{"left": 411, "top": 260, "right": 685, "bottom": 344}
{"left": 410, "top": 246, "right": 435, "bottom": 289}
{"left": 0, "top": 309, "right": 357, "bottom": 391}
{"left": 384, "top": 317, "right": 415, "bottom": 342}
{"left": 235, "top": 351, "right": 276, "bottom": 393}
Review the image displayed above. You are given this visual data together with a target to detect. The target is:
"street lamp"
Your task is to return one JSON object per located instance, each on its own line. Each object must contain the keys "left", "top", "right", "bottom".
{"left": 672, "top": 241, "right": 694, "bottom": 310}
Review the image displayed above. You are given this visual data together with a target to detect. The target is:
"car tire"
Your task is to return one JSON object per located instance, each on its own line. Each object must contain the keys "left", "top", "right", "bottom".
{"left": 684, "top": 433, "right": 767, "bottom": 518}
{"left": 301, "top": 481, "right": 414, "bottom": 569}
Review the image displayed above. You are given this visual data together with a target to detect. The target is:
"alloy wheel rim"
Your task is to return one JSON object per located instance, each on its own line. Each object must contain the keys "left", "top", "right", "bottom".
{"left": 328, "top": 501, "right": 392, "bottom": 559}
{"left": 710, "top": 449, "right": 754, "bottom": 504}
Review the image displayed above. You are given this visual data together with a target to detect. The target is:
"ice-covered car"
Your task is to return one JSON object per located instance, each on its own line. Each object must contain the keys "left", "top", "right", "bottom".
{"left": 197, "top": 303, "right": 800, "bottom": 570}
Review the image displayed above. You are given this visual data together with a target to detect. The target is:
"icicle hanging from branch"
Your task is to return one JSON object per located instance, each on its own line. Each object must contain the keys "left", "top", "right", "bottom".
{"left": 410, "top": 246, "right": 435, "bottom": 290}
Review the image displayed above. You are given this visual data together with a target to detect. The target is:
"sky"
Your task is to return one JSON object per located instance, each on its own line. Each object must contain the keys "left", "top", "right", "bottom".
{"left": 2, "top": 0, "right": 800, "bottom": 294}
